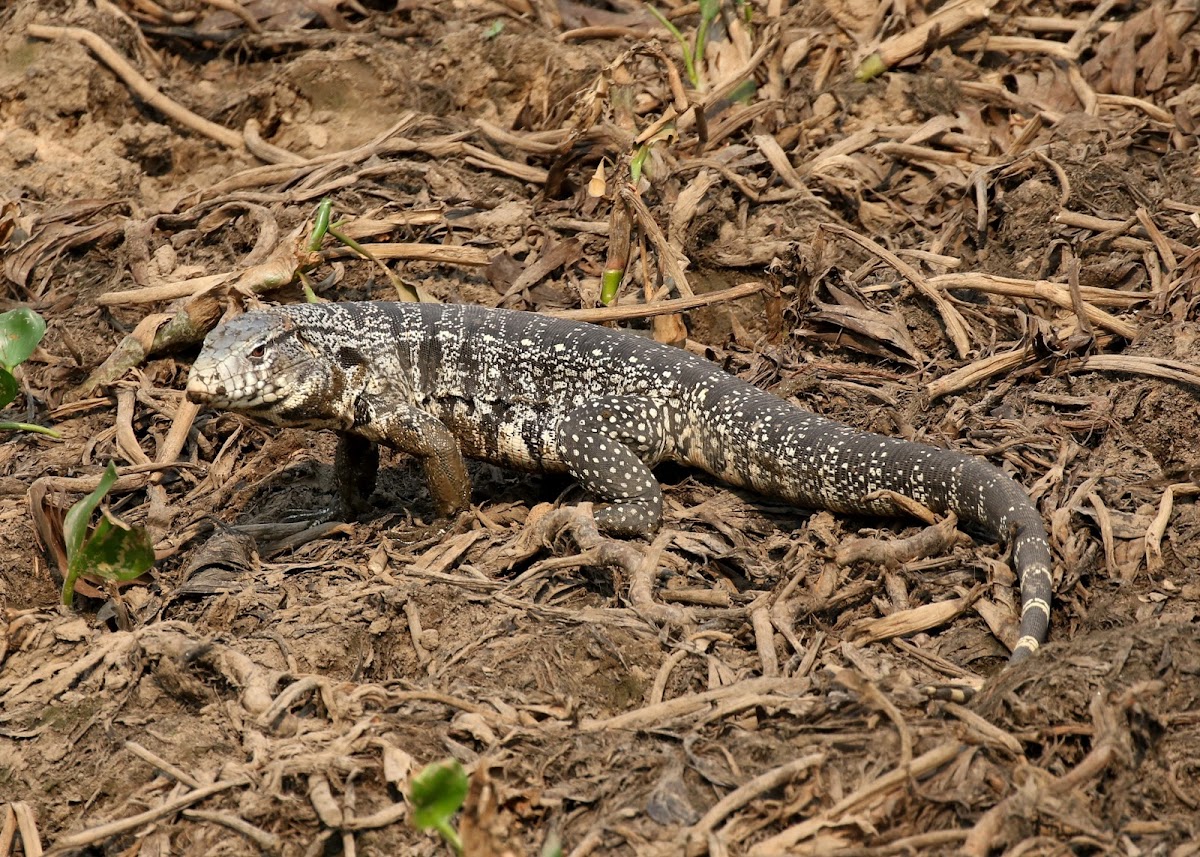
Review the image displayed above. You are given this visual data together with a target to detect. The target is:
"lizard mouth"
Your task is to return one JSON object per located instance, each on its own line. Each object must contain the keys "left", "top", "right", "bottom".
{"left": 186, "top": 373, "right": 283, "bottom": 411}
{"left": 185, "top": 376, "right": 220, "bottom": 405}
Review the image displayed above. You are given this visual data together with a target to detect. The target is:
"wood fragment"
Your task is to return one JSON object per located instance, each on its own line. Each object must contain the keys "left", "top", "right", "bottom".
{"left": 123, "top": 741, "right": 202, "bottom": 789}
{"left": 95, "top": 273, "right": 234, "bottom": 307}
{"left": 683, "top": 753, "right": 826, "bottom": 855}
{"left": 1135, "top": 207, "right": 1178, "bottom": 271}
{"left": 821, "top": 223, "right": 974, "bottom": 358}
{"left": 549, "top": 279, "right": 767, "bottom": 323}
{"left": 754, "top": 134, "right": 809, "bottom": 190}
{"left": 847, "top": 587, "right": 982, "bottom": 646}
{"left": 1011, "top": 15, "right": 1120, "bottom": 34}
{"left": 342, "top": 801, "right": 410, "bottom": 831}
{"left": 858, "top": 0, "right": 998, "bottom": 77}
{"left": 659, "top": 588, "right": 730, "bottom": 607}
{"left": 835, "top": 514, "right": 963, "bottom": 567}
{"left": 956, "top": 80, "right": 1065, "bottom": 123}
{"left": 925, "top": 272, "right": 1139, "bottom": 338}
{"left": 1072, "top": 354, "right": 1200, "bottom": 389}
{"left": 1056, "top": 210, "right": 1193, "bottom": 256}
{"left": 1145, "top": 483, "right": 1200, "bottom": 573}
{"left": 182, "top": 809, "right": 280, "bottom": 851}
{"left": 0, "top": 804, "right": 15, "bottom": 857}
{"left": 751, "top": 607, "right": 778, "bottom": 677}
{"left": 941, "top": 702, "right": 1024, "bottom": 755}
{"left": 474, "top": 119, "right": 566, "bottom": 154}
{"left": 748, "top": 743, "right": 964, "bottom": 855}
{"left": 321, "top": 242, "right": 491, "bottom": 267}
{"left": 46, "top": 779, "right": 247, "bottom": 854}
{"left": 956, "top": 34, "right": 1081, "bottom": 60}
{"left": 559, "top": 25, "right": 646, "bottom": 41}
{"left": 925, "top": 348, "right": 1036, "bottom": 400}
{"left": 619, "top": 185, "right": 694, "bottom": 298}
{"left": 1096, "top": 93, "right": 1173, "bottom": 123}
{"left": 579, "top": 676, "right": 810, "bottom": 732}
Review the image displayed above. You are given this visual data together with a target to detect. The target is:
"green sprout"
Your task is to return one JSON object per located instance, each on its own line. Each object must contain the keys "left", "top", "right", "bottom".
{"left": 600, "top": 268, "right": 625, "bottom": 305}
{"left": 483, "top": 19, "right": 505, "bottom": 38}
{"left": 60, "top": 462, "right": 155, "bottom": 608}
{"left": 410, "top": 759, "right": 469, "bottom": 854}
{"left": 855, "top": 52, "right": 887, "bottom": 82}
{"left": 305, "top": 198, "right": 420, "bottom": 302}
{"left": 646, "top": 0, "right": 722, "bottom": 89}
{"left": 695, "top": 0, "right": 721, "bottom": 77}
{"left": 630, "top": 144, "right": 652, "bottom": 186}
{"left": 307, "top": 197, "right": 335, "bottom": 252}
{"left": 0, "top": 308, "right": 60, "bottom": 437}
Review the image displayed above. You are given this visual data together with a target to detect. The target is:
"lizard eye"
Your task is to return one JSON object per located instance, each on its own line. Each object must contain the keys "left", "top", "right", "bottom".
{"left": 248, "top": 344, "right": 266, "bottom": 359}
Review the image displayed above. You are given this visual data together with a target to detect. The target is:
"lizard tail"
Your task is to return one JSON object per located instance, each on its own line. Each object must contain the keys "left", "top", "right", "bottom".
{"left": 690, "top": 391, "right": 1053, "bottom": 662}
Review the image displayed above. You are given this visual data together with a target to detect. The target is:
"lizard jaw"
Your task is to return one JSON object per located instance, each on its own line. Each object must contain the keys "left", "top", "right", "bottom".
{"left": 185, "top": 374, "right": 220, "bottom": 405}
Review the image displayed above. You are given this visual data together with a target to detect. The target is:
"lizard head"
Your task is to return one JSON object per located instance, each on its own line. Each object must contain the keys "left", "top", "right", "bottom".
{"left": 187, "top": 309, "right": 347, "bottom": 427}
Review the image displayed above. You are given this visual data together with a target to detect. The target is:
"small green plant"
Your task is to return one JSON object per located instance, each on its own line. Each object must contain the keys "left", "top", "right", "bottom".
{"left": 410, "top": 759, "right": 469, "bottom": 854}
{"left": 304, "top": 198, "right": 420, "bottom": 302}
{"left": 646, "top": 0, "right": 721, "bottom": 89}
{"left": 0, "top": 308, "right": 60, "bottom": 437}
{"left": 61, "top": 462, "right": 155, "bottom": 607}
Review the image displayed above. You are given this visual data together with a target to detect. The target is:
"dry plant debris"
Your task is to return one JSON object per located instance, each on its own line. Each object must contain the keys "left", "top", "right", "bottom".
{"left": 1, "top": 0, "right": 1200, "bottom": 854}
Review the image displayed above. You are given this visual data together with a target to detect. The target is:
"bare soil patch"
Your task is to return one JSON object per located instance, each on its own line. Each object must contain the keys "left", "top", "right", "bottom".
{"left": 2, "top": 0, "right": 1199, "bottom": 854}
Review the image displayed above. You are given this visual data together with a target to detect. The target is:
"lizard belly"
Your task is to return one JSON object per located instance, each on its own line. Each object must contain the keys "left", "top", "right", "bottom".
{"left": 428, "top": 396, "right": 567, "bottom": 473}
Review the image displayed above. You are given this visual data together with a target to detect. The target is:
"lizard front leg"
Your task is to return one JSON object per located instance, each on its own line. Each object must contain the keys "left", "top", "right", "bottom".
{"left": 348, "top": 402, "right": 471, "bottom": 519}
{"left": 335, "top": 433, "right": 380, "bottom": 518}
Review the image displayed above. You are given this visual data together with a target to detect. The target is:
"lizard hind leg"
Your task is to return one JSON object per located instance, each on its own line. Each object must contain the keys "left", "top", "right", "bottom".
{"left": 554, "top": 395, "right": 669, "bottom": 537}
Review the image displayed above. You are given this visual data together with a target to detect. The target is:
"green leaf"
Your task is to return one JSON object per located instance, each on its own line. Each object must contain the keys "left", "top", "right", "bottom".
{"left": 410, "top": 759, "right": 468, "bottom": 831}
{"left": 0, "top": 420, "right": 62, "bottom": 437}
{"left": 307, "top": 198, "right": 334, "bottom": 252}
{"left": 74, "top": 515, "right": 155, "bottom": 582}
{"left": 483, "top": 19, "right": 504, "bottom": 38}
{"left": 695, "top": 0, "right": 721, "bottom": 77}
{"left": 0, "top": 308, "right": 47, "bottom": 371}
{"left": 61, "top": 463, "right": 155, "bottom": 607}
{"left": 63, "top": 462, "right": 119, "bottom": 562}
{"left": 0, "top": 368, "right": 17, "bottom": 410}
{"left": 645, "top": 5, "right": 698, "bottom": 86}
{"left": 630, "top": 144, "right": 651, "bottom": 185}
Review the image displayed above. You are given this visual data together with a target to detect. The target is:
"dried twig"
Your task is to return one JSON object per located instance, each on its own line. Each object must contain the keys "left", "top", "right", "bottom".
{"left": 748, "top": 743, "right": 964, "bottom": 855}
{"left": 856, "top": 0, "right": 999, "bottom": 78}
{"left": 123, "top": 741, "right": 202, "bottom": 789}
{"left": 1072, "top": 354, "right": 1200, "bottom": 389}
{"left": 27, "top": 24, "right": 247, "bottom": 153}
{"left": 46, "top": 779, "right": 248, "bottom": 855}
{"left": 962, "top": 694, "right": 1126, "bottom": 855}
{"left": 549, "top": 280, "right": 768, "bottom": 322}
{"left": 580, "top": 676, "right": 811, "bottom": 732}
{"left": 182, "top": 809, "right": 280, "bottom": 851}
{"left": 821, "top": 223, "right": 974, "bottom": 358}
{"left": 684, "top": 752, "right": 826, "bottom": 856}
{"left": 925, "top": 348, "right": 1038, "bottom": 400}
{"left": 925, "top": 273, "right": 1139, "bottom": 338}
{"left": 835, "top": 513, "right": 963, "bottom": 567}
{"left": 846, "top": 587, "right": 983, "bottom": 646}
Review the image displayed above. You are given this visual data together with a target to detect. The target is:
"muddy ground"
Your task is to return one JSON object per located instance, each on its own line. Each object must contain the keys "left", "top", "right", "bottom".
{"left": 2, "top": 0, "right": 1200, "bottom": 854}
